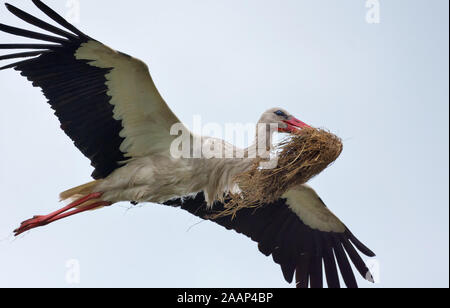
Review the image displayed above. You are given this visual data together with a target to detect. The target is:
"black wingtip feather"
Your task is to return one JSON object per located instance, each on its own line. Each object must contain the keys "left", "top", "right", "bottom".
{"left": 31, "top": 0, "right": 87, "bottom": 39}
{"left": 0, "top": 51, "right": 45, "bottom": 60}
{"left": 0, "top": 43, "right": 61, "bottom": 50}
{"left": 0, "top": 57, "right": 39, "bottom": 70}
{"left": 5, "top": 3, "right": 79, "bottom": 41}
{"left": 281, "top": 262, "right": 296, "bottom": 284}
{"left": 346, "top": 230, "right": 376, "bottom": 257}
{"left": 0, "top": 23, "right": 68, "bottom": 44}
{"left": 323, "top": 249, "right": 341, "bottom": 288}
{"left": 332, "top": 235, "right": 358, "bottom": 288}
{"left": 341, "top": 235, "right": 375, "bottom": 283}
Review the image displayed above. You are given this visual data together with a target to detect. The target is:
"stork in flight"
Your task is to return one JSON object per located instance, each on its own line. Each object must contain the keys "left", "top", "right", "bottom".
{"left": 0, "top": 1, "right": 376, "bottom": 288}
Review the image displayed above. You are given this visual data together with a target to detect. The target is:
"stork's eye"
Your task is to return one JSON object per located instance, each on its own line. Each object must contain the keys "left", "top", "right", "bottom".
{"left": 275, "top": 110, "right": 286, "bottom": 117}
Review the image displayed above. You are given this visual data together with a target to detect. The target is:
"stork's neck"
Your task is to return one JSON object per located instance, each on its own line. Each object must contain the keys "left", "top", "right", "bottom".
{"left": 246, "top": 122, "right": 277, "bottom": 159}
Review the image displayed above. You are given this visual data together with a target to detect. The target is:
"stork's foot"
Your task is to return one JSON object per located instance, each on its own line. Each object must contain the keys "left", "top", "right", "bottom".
{"left": 14, "top": 216, "right": 52, "bottom": 236}
{"left": 20, "top": 215, "right": 47, "bottom": 227}
{"left": 14, "top": 193, "right": 110, "bottom": 237}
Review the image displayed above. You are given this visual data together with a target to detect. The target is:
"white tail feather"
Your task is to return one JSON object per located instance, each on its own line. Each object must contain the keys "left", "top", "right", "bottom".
{"left": 60, "top": 180, "right": 103, "bottom": 201}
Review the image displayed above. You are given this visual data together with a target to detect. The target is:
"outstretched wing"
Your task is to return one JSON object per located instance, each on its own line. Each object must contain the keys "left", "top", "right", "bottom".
{"left": 0, "top": 0, "right": 185, "bottom": 179}
{"left": 165, "top": 185, "right": 376, "bottom": 288}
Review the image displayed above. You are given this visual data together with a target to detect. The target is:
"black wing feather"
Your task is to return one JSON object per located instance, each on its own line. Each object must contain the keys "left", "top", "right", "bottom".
{"left": 0, "top": 23, "right": 68, "bottom": 44}
{"left": 0, "top": 43, "right": 61, "bottom": 50}
{"left": 341, "top": 235, "right": 374, "bottom": 282}
{"left": 165, "top": 193, "right": 376, "bottom": 288}
{"left": 322, "top": 235, "right": 341, "bottom": 288}
{"left": 0, "top": 50, "right": 47, "bottom": 60}
{"left": 31, "top": 0, "right": 87, "bottom": 38}
{"left": 278, "top": 223, "right": 300, "bottom": 283}
{"left": 309, "top": 256, "right": 324, "bottom": 288}
{"left": 346, "top": 230, "right": 376, "bottom": 257}
{"left": 295, "top": 255, "right": 310, "bottom": 288}
{"left": 332, "top": 235, "right": 358, "bottom": 288}
{"left": 0, "top": 1, "right": 127, "bottom": 179}
{"left": 5, "top": 3, "right": 79, "bottom": 40}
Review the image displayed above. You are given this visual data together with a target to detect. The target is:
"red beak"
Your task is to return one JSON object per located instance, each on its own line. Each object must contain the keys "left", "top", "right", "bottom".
{"left": 280, "top": 117, "right": 311, "bottom": 133}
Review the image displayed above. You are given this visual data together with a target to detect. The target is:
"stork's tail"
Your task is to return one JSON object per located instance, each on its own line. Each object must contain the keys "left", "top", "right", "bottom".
{"left": 14, "top": 180, "right": 111, "bottom": 236}
{"left": 59, "top": 180, "right": 104, "bottom": 202}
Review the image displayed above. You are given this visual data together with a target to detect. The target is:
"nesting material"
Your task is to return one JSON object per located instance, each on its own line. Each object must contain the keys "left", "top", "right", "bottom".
{"left": 214, "top": 128, "right": 343, "bottom": 219}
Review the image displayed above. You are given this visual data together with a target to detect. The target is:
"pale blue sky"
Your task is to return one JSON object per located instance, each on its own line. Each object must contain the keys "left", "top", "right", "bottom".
{"left": 0, "top": 0, "right": 448, "bottom": 288}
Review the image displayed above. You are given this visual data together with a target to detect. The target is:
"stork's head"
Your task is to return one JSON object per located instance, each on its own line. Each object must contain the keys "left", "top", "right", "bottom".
{"left": 259, "top": 108, "right": 310, "bottom": 134}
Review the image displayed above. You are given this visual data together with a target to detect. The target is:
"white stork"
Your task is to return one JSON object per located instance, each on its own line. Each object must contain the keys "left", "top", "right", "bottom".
{"left": 0, "top": 0, "right": 376, "bottom": 288}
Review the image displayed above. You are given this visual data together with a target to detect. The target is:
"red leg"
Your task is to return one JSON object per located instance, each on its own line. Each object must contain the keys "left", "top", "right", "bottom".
{"left": 45, "top": 201, "right": 111, "bottom": 225}
{"left": 14, "top": 193, "right": 109, "bottom": 236}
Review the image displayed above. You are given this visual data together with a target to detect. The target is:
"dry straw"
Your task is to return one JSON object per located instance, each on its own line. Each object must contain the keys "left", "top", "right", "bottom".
{"left": 214, "top": 128, "right": 343, "bottom": 219}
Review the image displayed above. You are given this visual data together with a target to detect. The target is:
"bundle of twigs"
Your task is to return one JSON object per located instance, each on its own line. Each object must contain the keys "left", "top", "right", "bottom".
{"left": 215, "top": 128, "right": 343, "bottom": 219}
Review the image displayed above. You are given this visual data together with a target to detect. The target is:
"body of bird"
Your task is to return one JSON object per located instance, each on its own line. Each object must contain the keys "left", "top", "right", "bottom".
{"left": 0, "top": 0, "right": 376, "bottom": 288}
{"left": 86, "top": 152, "right": 251, "bottom": 206}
